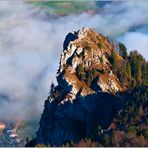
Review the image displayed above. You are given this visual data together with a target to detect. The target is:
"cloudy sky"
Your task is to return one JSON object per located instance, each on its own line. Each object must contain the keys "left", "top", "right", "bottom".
{"left": 0, "top": 1, "right": 148, "bottom": 121}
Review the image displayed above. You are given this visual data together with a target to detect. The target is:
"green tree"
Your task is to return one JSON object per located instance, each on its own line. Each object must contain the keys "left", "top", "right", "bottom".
{"left": 128, "top": 126, "right": 137, "bottom": 136}
{"left": 98, "top": 42, "right": 104, "bottom": 49}
{"left": 110, "top": 50, "right": 118, "bottom": 72}
{"left": 136, "top": 62, "right": 142, "bottom": 85}
{"left": 142, "top": 62, "right": 148, "bottom": 85}
{"left": 132, "top": 78, "right": 137, "bottom": 88}
{"left": 77, "top": 64, "right": 83, "bottom": 74}
{"left": 92, "top": 69, "right": 98, "bottom": 76}
{"left": 77, "top": 64, "right": 85, "bottom": 80}
{"left": 86, "top": 70, "right": 93, "bottom": 86}
{"left": 129, "top": 51, "right": 143, "bottom": 86}
{"left": 127, "top": 62, "right": 132, "bottom": 82}
{"left": 50, "top": 83, "right": 55, "bottom": 94}
{"left": 119, "top": 43, "right": 127, "bottom": 59}
{"left": 119, "top": 62, "right": 127, "bottom": 85}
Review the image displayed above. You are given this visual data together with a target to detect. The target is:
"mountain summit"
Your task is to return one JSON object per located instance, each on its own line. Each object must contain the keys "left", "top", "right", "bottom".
{"left": 57, "top": 28, "right": 124, "bottom": 100}
{"left": 36, "top": 28, "right": 125, "bottom": 146}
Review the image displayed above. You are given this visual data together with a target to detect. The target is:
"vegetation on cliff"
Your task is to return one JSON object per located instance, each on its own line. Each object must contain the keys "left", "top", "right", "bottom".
{"left": 26, "top": 28, "right": 148, "bottom": 147}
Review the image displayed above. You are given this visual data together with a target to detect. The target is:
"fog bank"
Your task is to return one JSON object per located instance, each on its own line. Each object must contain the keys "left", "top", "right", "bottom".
{"left": 0, "top": 1, "right": 148, "bottom": 121}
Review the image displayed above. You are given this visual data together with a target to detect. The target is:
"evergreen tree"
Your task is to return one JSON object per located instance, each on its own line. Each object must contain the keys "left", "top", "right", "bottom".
{"left": 50, "top": 83, "right": 55, "bottom": 95}
{"left": 128, "top": 126, "right": 137, "bottom": 136}
{"left": 141, "top": 61, "right": 148, "bottom": 85}
{"left": 77, "top": 64, "right": 83, "bottom": 75}
{"left": 77, "top": 64, "right": 84, "bottom": 80}
{"left": 136, "top": 62, "right": 142, "bottom": 85}
{"left": 110, "top": 50, "right": 118, "bottom": 72}
{"left": 129, "top": 51, "right": 143, "bottom": 86}
{"left": 86, "top": 70, "right": 93, "bottom": 86}
{"left": 116, "top": 62, "right": 127, "bottom": 85}
{"left": 127, "top": 62, "right": 132, "bottom": 83}
{"left": 119, "top": 43, "right": 127, "bottom": 59}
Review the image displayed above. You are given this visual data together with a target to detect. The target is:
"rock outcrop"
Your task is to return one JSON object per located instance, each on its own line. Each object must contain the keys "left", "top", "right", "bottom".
{"left": 36, "top": 28, "right": 125, "bottom": 146}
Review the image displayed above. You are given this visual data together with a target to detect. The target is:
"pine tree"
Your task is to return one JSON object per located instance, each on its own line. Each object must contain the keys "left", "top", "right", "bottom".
{"left": 111, "top": 50, "right": 118, "bottom": 73}
{"left": 128, "top": 125, "right": 137, "bottom": 136}
{"left": 127, "top": 62, "right": 132, "bottom": 83}
{"left": 136, "top": 62, "right": 142, "bottom": 85}
{"left": 119, "top": 43, "right": 127, "bottom": 59}
{"left": 50, "top": 83, "right": 55, "bottom": 95}
{"left": 86, "top": 71, "right": 93, "bottom": 86}
{"left": 132, "top": 78, "right": 137, "bottom": 88}
{"left": 129, "top": 51, "right": 143, "bottom": 86}
{"left": 116, "top": 62, "right": 127, "bottom": 85}
{"left": 77, "top": 64, "right": 83, "bottom": 75}
{"left": 141, "top": 61, "right": 148, "bottom": 85}
{"left": 77, "top": 64, "right": 84, "bottom": 80}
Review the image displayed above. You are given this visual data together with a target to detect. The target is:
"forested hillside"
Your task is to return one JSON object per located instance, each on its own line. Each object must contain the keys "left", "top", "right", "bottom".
{"left": 110, "top": 42, "right": 148, "bottom": 88}
{"left": 61, "top": 43, "right": 148, "bottom": 147}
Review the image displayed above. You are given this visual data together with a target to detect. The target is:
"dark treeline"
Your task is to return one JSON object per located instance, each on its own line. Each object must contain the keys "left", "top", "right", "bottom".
{"left": 110, "top": 42, "right": 148, "bottom": 88}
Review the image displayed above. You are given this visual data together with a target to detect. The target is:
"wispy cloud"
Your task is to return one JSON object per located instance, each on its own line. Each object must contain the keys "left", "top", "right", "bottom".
{"left": 0, "top": 1, "right": 148, "bottom": 121}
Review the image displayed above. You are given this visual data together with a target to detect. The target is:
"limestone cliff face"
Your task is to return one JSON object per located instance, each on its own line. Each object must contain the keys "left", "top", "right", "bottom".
{"left": 36, "top": 28, "right": 124, "bottom": 146}
{"left": 57, "top": 28, "right": 123, "bottom": 100}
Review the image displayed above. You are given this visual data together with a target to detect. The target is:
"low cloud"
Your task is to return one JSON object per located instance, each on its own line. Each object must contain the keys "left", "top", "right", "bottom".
{"left": 0, "top": 1, "right": 148, "bottom": 121}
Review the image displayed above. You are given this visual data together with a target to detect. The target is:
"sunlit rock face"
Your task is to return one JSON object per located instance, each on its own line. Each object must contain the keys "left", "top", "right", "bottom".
{"left": 57, "top": 28, "right": 123, "bottom": 99}
{"left": 36, "top": 28, "right": 124, "bottom": 146}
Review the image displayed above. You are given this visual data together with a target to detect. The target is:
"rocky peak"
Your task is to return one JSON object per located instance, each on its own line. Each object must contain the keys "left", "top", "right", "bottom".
{"left": 57, "top": 28, "right": 123, "bottom": 102}
{"left": 36, "top": 28, "right": 125, "bottom": 146}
